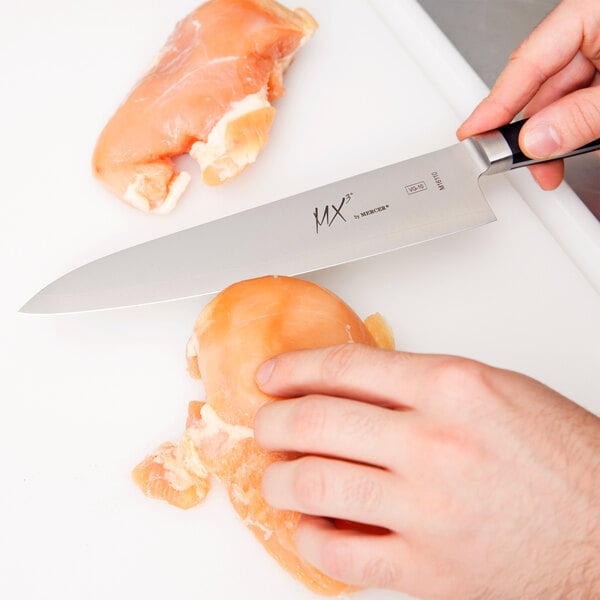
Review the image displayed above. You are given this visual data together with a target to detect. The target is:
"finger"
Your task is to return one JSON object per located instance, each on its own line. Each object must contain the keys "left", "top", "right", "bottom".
{"left": 294, "top": 515, "right": 410, "bottom": 591}
{"left": 458, "top": 2, "right": 584, "bottom": 138}
{"left": 254, "top": 395, "right": 413, "bottom": 470}
{"left": 520, "top": 53, "right": 593, "bottom": 189}
{"left": 522, "top": 51, "right": 597, "bottom": 116}
{"left": 256, "top": 344, "right": 433, "bottom": 410}
{"left": 527, "top": 161, "right": 565, "bottom": 190}
{"left": 262, "top": 456, "right": 406, "bottom": 531}
{"left": 520, "top": 86, "right": 600, "bottom": 159}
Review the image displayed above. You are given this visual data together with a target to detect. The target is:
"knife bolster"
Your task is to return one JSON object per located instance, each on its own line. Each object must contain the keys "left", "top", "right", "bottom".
{"left": 466, "top": 132, "right": 514, "bottom": 175}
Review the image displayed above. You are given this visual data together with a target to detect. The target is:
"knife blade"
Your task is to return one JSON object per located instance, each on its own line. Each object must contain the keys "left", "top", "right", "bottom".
{"left": 21, "top": 119, "right": 600, "bottom": 314}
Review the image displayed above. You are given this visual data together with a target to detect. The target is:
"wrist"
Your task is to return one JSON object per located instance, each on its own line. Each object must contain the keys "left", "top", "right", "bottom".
{"left": 566, "top": 425, "right": 600, "bottom": 598}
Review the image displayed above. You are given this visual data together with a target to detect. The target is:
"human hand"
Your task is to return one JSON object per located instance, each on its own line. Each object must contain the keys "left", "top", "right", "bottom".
{"left": 254, "top": 344, "right": 600, "bottom": 598}
{"left": 457, "top": 0, "right": 600, "bottom": 190}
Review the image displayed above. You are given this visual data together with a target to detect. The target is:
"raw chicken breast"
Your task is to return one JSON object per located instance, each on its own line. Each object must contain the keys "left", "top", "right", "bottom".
{"left": 93, "top": 0, "right": 317, "bottom": 213}
{"left": 132, "top": 276, "right": 394, "bottom": 595}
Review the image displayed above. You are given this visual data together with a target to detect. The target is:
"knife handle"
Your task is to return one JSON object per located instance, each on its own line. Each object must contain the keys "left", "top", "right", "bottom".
{"left": 497, "top": 118, "right": 600, "bottom": 169}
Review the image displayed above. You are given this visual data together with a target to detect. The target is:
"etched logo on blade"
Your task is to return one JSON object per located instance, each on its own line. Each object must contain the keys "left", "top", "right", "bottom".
{"left": 353, "top": 205, "right": 390, "bottom": 221}
{"left": 405, "top": 181, "right": 427, "bottom": 195}
{"left": 314, "top": 193, "right": 352, "bottom": 234}
{"left": 432, "top": 171, "right": 445, "bottom": 190}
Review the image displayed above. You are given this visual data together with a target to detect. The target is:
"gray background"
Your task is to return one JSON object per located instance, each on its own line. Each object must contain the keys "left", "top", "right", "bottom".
{"left": 419, "top": 0, "right": 599, "bottom": 220}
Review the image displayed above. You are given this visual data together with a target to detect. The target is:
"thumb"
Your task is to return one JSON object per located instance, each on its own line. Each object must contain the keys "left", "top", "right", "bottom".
{"left": 520, "top": 85, "right": 600, "bottom": 159}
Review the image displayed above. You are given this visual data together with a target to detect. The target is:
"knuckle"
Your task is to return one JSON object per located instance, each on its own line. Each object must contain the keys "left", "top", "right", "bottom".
{"left": 321, "top": 537, "right": 354, "bottom": 581}
{"left": 292, "top": 457, "right": 327, "bottom": 511}
{"left": 320, "top": 344, "right": 360, "bottom": 384}
{"left": 416, "top": 418, "right": 489, "bottom": 484}
{"left": 428, "top": 357, "right": 491, "bottom": 400}
{"left": 362, "top": 556, "right": 403, "bottom": 589}
{"left": 290, "top": 396, "right": 328, "bottom": 441}
{"left": 321, "top": 541, "right": 404, "bottom": 590}
{"left": 567, "top": 96, "right": 600, "bottom": 141}
{"left": 339, "top": 406, "right": 384, "bottom": 439}
{"left": 421, "top": 425, "right": 477, "bottom": 472}
{"left": 507, "top": 46, "right": 527, "bottom": 71}
{"left": 507, "top": 47, "right": 548, "bottom": 82}
{"left": 341, "top": 474, "right": 382, "bottom": 513}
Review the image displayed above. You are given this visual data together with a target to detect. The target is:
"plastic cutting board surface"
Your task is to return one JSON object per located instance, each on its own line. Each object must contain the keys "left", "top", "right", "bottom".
{"left": 1, "top": 1, "right": 599, "bottom": 599}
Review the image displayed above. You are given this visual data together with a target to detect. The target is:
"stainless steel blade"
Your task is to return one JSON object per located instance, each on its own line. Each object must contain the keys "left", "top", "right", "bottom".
{"left": 21, "top": 141, "right": 495, "bottom": 314}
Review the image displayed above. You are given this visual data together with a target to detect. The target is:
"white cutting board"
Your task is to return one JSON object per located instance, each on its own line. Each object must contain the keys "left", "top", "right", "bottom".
{"left": 1, "top": 1, "right": 599, "bottom": 599}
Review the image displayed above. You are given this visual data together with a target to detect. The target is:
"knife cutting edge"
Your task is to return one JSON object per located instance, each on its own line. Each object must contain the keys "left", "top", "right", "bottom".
{"left": 20, "top": 119, "right": 600, "bottom": 314}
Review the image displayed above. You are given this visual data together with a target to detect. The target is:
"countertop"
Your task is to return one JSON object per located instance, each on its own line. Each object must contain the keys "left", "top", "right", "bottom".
{"left": 419, "top": 0, "right": 600, "bottom": 220}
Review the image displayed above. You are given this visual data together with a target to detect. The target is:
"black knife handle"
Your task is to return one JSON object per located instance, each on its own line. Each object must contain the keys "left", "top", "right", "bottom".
{"left": 497, "top": 118, "right": 600, "bottom": 168}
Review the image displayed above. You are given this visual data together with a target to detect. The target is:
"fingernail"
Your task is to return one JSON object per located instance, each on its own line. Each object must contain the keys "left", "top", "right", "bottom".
{"left": 256, "top": 359, "right": 275, "bottom": 387}
{"left": 522, "top": 124, "right": 561, "bottom": 158}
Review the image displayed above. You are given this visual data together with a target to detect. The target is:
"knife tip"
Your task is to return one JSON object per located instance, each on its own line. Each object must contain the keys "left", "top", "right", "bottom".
{"left": 18, "top": 292, "right": 63, "bottom": 315}
{"left": 18, "top": 297, "right": 44, "bottom": 314}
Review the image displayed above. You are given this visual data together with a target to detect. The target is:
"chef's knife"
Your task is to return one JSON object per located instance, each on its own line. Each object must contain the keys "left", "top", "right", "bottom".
{"left": 21, "top": 119, "right": 600, "bottom": 314}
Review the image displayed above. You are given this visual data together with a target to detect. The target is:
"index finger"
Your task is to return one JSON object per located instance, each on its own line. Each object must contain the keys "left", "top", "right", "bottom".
{"left": 255, "top": 344, "right": 432, "bottom": 410}
{"left": 458, "top": 0, "right": 585, "bottom": 138}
